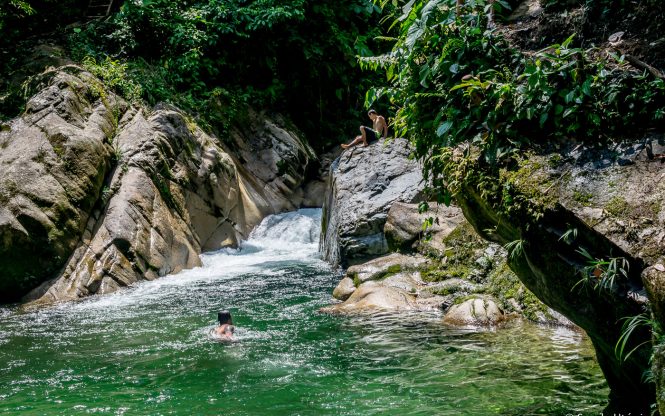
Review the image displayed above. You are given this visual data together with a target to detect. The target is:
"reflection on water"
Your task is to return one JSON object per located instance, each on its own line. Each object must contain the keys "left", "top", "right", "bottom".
{"left": 0, "top": 209, "right": 607, "bottom": 414}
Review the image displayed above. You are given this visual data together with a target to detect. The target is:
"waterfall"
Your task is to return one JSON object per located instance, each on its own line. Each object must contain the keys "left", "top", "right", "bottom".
{"left": 319, "top": 158, "right": 340, "bottom": 266}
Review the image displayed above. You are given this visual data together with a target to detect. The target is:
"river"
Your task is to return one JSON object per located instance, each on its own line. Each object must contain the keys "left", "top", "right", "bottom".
{"left": 0, "top": 209, "right": 608, "bottom": 414}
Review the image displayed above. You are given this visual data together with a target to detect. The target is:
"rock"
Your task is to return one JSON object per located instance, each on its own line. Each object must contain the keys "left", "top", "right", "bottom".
{"left": 323, "top": 253, "right": 447, "bottom": 314}
{"left": 384, "top": 202, "right": 465, "bottom": 253}
{"left": 319, "top": 139, "right": 423, "bottom": 266}
{"left": 346, "top": 253, "right": 429, "bottom": 284}
{"left": 382, "top": 271, "right": 423, "bottom": 292}
{"left": 424, "top": 278, "right": 477, "bottom": 295}
{"left": 443, "top": 297, "right": 505, "bottom": 327}
{"left": 322, "top": 278, "right": 446, "bottom": 314}
{"left": 0, "top": 67, "right": 315, "bottom": 304}
{"left": 451, "top": 140, "right": 665, "bottom": 410}
{"left": 507, "top": 0, "right": 544, "bottom": 22}
{"left": 323, "top": 282, "right": 417, "bottom": 313}
{"left": 301, "top": 180, "right": 326, "bottom": 207}
{"left": 332, "top": 277, "right": 356, "bottom": 301}
{"left": 0, "top": 68, "right": 121, "bottom": 302}
{"left": 225, "top": 109, "right": 316, "bottom": 216}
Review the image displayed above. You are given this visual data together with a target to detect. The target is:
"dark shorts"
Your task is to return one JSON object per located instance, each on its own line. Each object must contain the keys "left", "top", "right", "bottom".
{"left": 362, "top": 126, "right": 378, "bottom": 142}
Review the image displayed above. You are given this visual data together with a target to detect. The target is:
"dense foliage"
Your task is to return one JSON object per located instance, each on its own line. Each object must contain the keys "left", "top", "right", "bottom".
{"left": 0, "top": 0, "right": 387, "bottom": 149}
{"left": 364, "top": 0, "right": 665, "bottom": 203}
{"left": 0, "top": 0, "right": 34, "bottom": 31}
{"left": 67, "top": 0, "right": 385, "bottom": 148}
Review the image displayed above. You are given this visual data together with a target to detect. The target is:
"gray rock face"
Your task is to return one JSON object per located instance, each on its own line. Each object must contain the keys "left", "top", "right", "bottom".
{"left": 319, "top": 140, "right": 423, "bottom": 267}
{"left": 0, "top": 67, "right": 314, "bottom": 304}
{"left": 0, "top": 68, "right": 121, "bottom": 302}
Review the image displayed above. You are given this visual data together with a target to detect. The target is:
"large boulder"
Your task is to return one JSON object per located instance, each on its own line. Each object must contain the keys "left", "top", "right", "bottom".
{"left": 321, "top": 255, "right": 448, "bottom": 314}
{"left": 0, "top": 68, "right": 120, "bottom": 302}
{"left": 0, "top": 67, "right": 315, "bottom": 304}
{"left": 319, "top": 140, "right": 423, "bottom": 267}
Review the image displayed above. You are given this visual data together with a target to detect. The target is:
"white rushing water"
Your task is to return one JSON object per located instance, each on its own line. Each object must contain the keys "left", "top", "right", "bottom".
{"left": 20, "top": 208, "right": 326, "bottom": 320}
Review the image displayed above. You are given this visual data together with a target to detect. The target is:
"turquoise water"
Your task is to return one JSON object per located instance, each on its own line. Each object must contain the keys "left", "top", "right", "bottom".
{"left": 0, "top": 209, "right": 608, "bottom": 415}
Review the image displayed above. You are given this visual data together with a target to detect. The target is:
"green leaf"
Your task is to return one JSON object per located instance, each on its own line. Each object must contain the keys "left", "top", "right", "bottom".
{"left": 539, "top": 112, "right": 548, "bottom": 127}
{"left": 436, "top": 120, "right": 453, "bottom": 137}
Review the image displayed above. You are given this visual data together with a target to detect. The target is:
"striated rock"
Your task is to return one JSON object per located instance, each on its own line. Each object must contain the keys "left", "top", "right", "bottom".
{"left": 319, "top": 139, "right": 423, "bottom": 267}
{"left": 384, "top": 202, "right": 465, "bottom": 253}
{"left": 0, "top": 68, "right": 121, "bottom": 302}
{"left": 0, "top": 67, "right": 315, "bottom": 304}
{"left": 442, "top": 297, "right": 505, "bottom": 327}
{"left": 224, "top": 110, "right": 316, "bottom": 219}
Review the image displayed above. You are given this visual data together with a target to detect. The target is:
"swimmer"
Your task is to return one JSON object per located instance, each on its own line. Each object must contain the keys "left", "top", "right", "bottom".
{"left": 215, "top": 310, "right": 235, "bottom": 340}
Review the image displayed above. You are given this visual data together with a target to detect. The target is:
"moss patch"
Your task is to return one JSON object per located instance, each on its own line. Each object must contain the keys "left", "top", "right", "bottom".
{"left": 484, "top": 262, "right": 550, "bottom": 320}
{"left": 352, "top": 275, "right": 361, "bottom": 288}
{"left": 605, "top": 196, "right": 629, "bottom": 217}
{"left": 573, "top": 190, "right": 593, "bottom": 205}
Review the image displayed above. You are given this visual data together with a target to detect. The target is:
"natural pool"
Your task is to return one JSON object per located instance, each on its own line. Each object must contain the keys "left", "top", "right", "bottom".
{"left": 0, "top": 209, "right": 608, "bottom": 415}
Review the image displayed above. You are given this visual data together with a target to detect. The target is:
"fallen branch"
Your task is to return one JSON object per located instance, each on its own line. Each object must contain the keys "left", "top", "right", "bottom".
{"left": 613, "top": 48, "right": 665, "bottom": 80}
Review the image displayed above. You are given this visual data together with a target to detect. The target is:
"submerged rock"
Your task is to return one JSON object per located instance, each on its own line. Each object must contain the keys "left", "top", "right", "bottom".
{"left": 319, "top": 140, "right": 423, "bottom": 267}
{"left": 0, "top": 67, "right": 315, "bottom": 304}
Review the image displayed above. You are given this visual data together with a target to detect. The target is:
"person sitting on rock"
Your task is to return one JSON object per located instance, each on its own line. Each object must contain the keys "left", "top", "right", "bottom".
{"left": 215, "top": 310, "right": 235, "bottom": 340}
{"left": 341, "top": 109, "right": 388, "bottom": 149}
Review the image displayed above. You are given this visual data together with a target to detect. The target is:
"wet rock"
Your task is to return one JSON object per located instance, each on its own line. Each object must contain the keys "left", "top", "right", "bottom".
{"left": 319, "top": 140, "right": 423, "bottom": 267}
{"left": 443, "top": 297, "right": 505, "bottom": 327}
{"left": 332, "top": 277, "right": 356, "bottom": 301}
{"left": 0, "top": 67, "right": 315, "bottom": 304}
{"left": 323, "top": 282, "right": 417, "bottom": 313}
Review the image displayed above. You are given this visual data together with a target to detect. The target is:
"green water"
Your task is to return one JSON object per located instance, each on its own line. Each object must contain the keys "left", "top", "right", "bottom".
{"left": 0, "top": 209, "right": 608, "bottom": 415}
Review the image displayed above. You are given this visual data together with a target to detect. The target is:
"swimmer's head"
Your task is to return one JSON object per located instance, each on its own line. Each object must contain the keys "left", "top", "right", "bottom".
{"left": 218, "top": 310, "right": 233, "bottom": 325}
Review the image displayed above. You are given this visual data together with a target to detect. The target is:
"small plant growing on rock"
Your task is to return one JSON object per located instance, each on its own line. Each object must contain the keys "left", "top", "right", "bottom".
{"left": 573, "top": 247, "right": 629, "bottom": 293}
{"left": 101, "top": 186, "right": 112, "bottom": 205}
{"left": 615, "top": 311, "right": 660, "bottom": 363}
{"left": 503, "top": 239, "right": 524, "bottom": 260}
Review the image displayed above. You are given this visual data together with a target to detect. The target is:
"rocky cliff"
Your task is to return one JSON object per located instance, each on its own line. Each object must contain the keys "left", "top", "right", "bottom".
{"left": 319, "top": 141, "right": 565, "bottom": 326}
{"left": 319, "top": 141, "right": 423, "bottom": 267}
{"left": 448, "top": 141, "right": 665, "bottom": 412}
{"left": 0, "top": 66, "right": 315, "bottom": 304}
